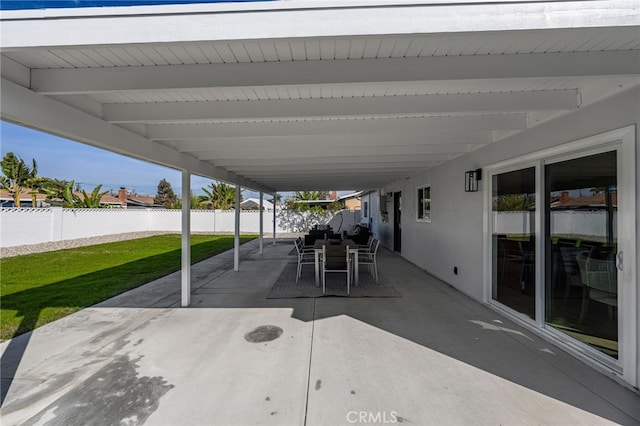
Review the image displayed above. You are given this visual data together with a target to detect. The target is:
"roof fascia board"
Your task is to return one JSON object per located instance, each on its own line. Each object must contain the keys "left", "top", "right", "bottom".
{"left": 30, "top": 52, "right": 638, "bottom": 93}
{"left": 2, "top": 1, "right": 638, "bottom": 49}
{"left": 0, "top": 78, "right": 273, "bottom": 194}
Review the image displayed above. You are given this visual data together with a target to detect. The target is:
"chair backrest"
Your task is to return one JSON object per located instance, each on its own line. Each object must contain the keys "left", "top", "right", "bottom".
{"left": 559, "top": 246, "right": 587, "bottom": 273}
{"left": 577, "top": 252, "right": 617, "bottom": 294}
{"left": 323, "top": 244, "right": 349, "bottom": 269}
{"left": 370, "top": 239, "right": 380, "bottom": 255}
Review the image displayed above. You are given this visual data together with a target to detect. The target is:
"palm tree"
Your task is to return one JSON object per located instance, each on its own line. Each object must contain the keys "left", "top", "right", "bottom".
{"left": 268, "top": 193, "right": 283, "bottom": 206}
{"left": 75, "top": 184, "right": 109, "bottom": 208}
{"left": 54, "top": 180, "right": 108, "bottom": 208}
{"left": 42, "top": 178, "right": 71, "bottom": 206}
{"left": 201, "top": 182, "right": 240, "bottom": 210}
{"left": 0, "top": 152, "right": 38, "bottom": 207}
{"left": 289, "top": 191, "right": 332, "bottom": 211}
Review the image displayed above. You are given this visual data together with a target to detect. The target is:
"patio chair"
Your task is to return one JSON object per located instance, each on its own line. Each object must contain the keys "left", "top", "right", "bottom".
{"left": 295, "top": 238, "right": 315, "bottom": 283}
{"left": 576, "top": 251, "right": 618, "bottom": 323}
{"left": 322, "top": 244, "right": 352, "bottom": 295}
{"left": 358, "top": 239, "right": 380, "bottom": 283}
{"left": 559, "top": 245, "right": 589, "bottom": 302}
{"left": 357, "top": 235, "right": 374, "bottom": 250}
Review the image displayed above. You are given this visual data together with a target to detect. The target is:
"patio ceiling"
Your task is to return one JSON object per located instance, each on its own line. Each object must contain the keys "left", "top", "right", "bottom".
{"left": 1, "top": 1, "right": 639, "bottom": 193}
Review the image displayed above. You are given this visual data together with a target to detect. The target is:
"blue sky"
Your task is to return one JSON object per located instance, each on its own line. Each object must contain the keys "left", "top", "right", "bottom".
{"left": 0, "top": 121, "right": 254, "bottom": 197}
{"left": 0, "top": 0, "right": 271, "bottom": 10}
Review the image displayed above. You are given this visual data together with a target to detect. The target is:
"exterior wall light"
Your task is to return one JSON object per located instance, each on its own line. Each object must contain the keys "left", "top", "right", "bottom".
{"left": 465, "top": 168, "right": 482, "bottom": 192}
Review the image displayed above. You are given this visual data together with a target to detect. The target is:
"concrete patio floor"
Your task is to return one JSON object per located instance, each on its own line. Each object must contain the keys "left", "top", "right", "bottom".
{"left": 1, "top": 239, "right": 639, "bottom": 426}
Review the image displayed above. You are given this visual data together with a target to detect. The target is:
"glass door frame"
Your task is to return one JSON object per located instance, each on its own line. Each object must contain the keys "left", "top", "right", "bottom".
{"left": 483, "top": 126, "right": 636, "bottom": 386}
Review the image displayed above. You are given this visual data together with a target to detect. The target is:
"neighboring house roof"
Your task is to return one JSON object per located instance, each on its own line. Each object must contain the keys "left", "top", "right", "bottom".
{"left": 240, "top": 198, "right": 274, "bottom": 210}
{"left": 0, "top": 188, "right": 159, "bottom": 208}
{"left": 551, "top": 192, "right": 618, "bottom": 209}
{"left": 0, "top": 189, "right": 48, "bottom": 201}
{"left": 337, "top": 191, "right": 364, "bottom": 201}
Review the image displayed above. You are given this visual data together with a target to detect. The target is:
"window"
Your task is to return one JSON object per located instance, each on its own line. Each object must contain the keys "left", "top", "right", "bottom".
{"left": 417, "top": 185, "right": 431, "bottom": 222}
{"left": 363, "top": 201, "right": 369, "bottom": 218}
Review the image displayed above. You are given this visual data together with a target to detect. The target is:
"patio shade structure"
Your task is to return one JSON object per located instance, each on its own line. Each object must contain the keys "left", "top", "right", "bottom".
{"left": 1, "top": 1, "right": 639, "bottom": 304}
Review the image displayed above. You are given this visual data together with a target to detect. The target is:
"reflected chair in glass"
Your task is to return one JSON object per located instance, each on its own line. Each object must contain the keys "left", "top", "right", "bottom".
{"left": 576, "top": 252, "right": 618, "bottom": 323}
{"left": 358, "top": 239, "right": 380, "bottom": 283}
{"left": 321, "top": 244, "right": 352, "bottom": 295}
{"left": 559, "top": 245, "right": 589, "bottom": 303}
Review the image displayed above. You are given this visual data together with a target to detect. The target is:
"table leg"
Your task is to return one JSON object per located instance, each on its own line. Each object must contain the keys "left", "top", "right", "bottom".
{"left": 354, "top": 251, "right": 359, "bottom": 287}
{"left": 314, "top": 250, "right": 320, "bottom": 287}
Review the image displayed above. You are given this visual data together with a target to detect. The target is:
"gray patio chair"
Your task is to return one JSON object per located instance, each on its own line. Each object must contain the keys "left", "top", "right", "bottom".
{"left": 295, "top": 238, "right": 315, "bottom": 283}
{"left": 322, "top": 244, "right": 352, "bottom": 295}
{"left": 576, "top": 251, "right": 617, "bottom": 323}
{"left": 358, "top": 239, "right": 380, "bottom": 283}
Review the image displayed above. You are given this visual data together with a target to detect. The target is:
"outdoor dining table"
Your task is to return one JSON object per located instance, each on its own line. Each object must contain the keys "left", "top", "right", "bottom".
{"left": 313, "top": 239, "right": 359, "bottom": 287}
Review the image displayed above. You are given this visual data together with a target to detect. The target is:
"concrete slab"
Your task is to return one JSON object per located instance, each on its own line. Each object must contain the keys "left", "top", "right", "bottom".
{"left": 1, "top": 238, "right": 638, "bottom": 426}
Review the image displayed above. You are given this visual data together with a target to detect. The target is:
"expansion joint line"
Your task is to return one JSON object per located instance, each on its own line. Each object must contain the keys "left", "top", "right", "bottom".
{"left": 303, "top": 298, "right": 317, "bottom": 426}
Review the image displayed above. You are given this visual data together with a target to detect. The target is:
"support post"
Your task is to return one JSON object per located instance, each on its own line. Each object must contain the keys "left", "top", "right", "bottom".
{"left": 234, "top": 184, "right": 241, "bottom": 271}
{"left": 181, "top": 170, "right": 191, "bottom": 307}
{"left": 273, "top": 191, "right": 277, "bottom": 245}
{"left": 259, "top": 191, "right": 264, "bottom": 255}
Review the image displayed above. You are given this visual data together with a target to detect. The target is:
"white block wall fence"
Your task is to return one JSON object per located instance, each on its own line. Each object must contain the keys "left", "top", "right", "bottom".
{"left": 0, "top": 207, "right": 361, "bottom": 248}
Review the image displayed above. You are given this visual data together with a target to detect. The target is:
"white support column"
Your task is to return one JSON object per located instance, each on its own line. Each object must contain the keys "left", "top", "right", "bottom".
{"left": 273, "top": 192, "right": 277, "bottom": 245}
{"left": 234, "top": 184, "right": 241, "bottom": 272}
{"left": 259, "top": 191, "right": 264, "bottom": 255}
{"left": 181, "top": 170, "right": 191, "bottom": 307}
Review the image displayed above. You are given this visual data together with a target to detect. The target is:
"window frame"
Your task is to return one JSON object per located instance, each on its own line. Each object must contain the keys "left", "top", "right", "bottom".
{"left": 416, "top": 184, "right": 432, "bottom": 223}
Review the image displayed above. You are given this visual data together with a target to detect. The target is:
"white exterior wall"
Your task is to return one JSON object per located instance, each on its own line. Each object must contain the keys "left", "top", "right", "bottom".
{"left": 374, "top": 87, "right": 640, "bottom": 386}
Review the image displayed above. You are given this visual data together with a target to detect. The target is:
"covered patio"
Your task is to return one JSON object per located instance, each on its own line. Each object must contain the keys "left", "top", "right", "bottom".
{"left": 1, "top": 239, "right": 639, "bottom": 425}
{"left": 1, "top": 0, "right": 639, "bottom": 415}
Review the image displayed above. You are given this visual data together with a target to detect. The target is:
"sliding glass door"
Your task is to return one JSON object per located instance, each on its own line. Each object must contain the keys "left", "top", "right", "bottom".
{"left": 487, "top": 127, "right": 636, "bottom": 385}
{"left": 545, "top": 151, "right": 618, "bottom": 358}
{"left": 491, "top": 167, "right": 536, "bottom": 319}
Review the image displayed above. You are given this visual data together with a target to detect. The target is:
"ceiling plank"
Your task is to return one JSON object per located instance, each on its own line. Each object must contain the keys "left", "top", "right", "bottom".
{"left": 212, "top": 156, "right": 446, "bottom": 167}
{"left": 170, "top": 132, "right": 494, "bottom": 152}
{"left": 146, "top": 117, "right": 525, "bottom": 139}
{"left": 31, "top": 51, "right": 639, "bottom": 94}
{"left": 193, "top": 144, "right": 471, "bottom": 160}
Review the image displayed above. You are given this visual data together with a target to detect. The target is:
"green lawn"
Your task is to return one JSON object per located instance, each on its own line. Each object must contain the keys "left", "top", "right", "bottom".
{"left": 0, "top": 234, "right": 256, "bottom": 341}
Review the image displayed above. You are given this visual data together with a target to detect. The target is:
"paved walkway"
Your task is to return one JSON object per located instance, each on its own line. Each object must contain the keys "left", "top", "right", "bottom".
{"left": 1, "top": 239, "right": 639, "bottom": 425}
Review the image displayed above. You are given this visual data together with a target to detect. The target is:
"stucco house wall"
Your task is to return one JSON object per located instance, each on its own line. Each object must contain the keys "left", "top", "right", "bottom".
{"left": 374, "top": 86, "right": 640, "bottom": 386}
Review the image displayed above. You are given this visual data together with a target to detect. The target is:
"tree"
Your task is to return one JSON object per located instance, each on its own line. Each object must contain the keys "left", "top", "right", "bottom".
{"left": 494, "top": 194, "right": 531, "bottom": 211}
{"left": 53, "top": 180, "right": 108, "bottom": 208}
{"left": 154, "top": 178, "right": 177, "bottom": 208}
{"left": 0, "top": 152, "right": 38, "bottom": 207}
{"left": 42, "top": 178, "right": 72, "bottom": 206}
{"left": 286, "top": 191, "right": 326, "bottom": 213}
{"left": 75, "top": 184, "right": 109, "bottom": 208}
{"left": 268, "top": 193, "right": 283, "bottom": 206}
{"left": 24, "top": 176, "right": 50, "bottom": 208}
{"left": 201, "top": 182, "right": 240, "bottom": 210}
{"left": 168, "top": 192, "right": 201, "bottom": 209}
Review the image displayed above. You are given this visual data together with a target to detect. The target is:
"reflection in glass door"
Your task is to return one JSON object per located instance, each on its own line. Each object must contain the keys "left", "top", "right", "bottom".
{"left": 492, "top": 167, "right": 536, "bottom": 319}
{"left": 545, "top": 151, "right": 618, "bottom": 358}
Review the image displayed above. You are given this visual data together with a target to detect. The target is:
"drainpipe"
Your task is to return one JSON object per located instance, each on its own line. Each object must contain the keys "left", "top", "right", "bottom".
{"left": 259, "top": 191, "right": 264, "bottom": 255}
{"left": 181, "top": 170, "right": 191, "bottom": 307}
{"left": 234, "top": 184, "right": 241, "bottom": 272}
